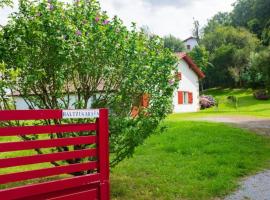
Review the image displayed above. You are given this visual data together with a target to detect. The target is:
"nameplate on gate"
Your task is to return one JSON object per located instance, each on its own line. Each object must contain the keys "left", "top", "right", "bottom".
{"left": 62, "top": 109, "right": 100, "bottom": 119}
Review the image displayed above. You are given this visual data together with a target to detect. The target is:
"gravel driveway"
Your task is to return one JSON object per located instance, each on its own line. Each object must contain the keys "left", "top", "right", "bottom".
{"left": 196, "top": 116, "right": 270, "bottom": 136}
{"left": 194, "top": 116, "right": 270, "bottom": 200}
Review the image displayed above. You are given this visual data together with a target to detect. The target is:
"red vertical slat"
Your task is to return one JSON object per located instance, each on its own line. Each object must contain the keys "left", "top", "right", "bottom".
{"left": 141, "top": 94, "right": 150, "bottom": 108}
{"left": 178, "top": 91, "right": 183, "bottom": 104}
{"left": 131, "top": 106, "right": 139, "bottom": 118}
{"left": 188, "top": 92, "right": 193, "bottom": 104}
{"left": 96, "top": 109, "right": 110, "bottom": 200}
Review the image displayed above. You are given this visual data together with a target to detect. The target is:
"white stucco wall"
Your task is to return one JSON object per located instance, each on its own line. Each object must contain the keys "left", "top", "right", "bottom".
{"left": 13, "top": 95, "right": 96, "bottom": 110}
{"left": 173, "top": 59, "right": 200, "bottom": 113}
{"left": 184, "top": 38, "right": 198, "bottom": 51}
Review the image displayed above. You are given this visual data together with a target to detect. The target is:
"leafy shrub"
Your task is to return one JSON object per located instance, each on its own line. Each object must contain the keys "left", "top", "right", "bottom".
{"left": 253, "top": 89, "right": 270, "bottom": 100}
{"left": 200, "top": 95, "right": 216, "bottom": 109}
{"left": 0, "top": 0, "right": 177, "bottom": 168}
{"left": 227, "top": 95, "right": 238, "bottom": 109}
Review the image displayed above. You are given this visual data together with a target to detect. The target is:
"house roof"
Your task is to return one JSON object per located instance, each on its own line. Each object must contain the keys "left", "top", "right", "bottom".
{"left": 6, "top": 80, "right": 107, "bottom": 97}
{"left": 175, "top": 52, "right": 205, "bottom": 79}
{"left": 183, "top": 36, "right": 197, "bottom": 43}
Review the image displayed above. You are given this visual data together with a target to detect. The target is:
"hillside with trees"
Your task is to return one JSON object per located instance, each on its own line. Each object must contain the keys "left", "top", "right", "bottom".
{"left": 189, "top": 0, "right": 270, "bottom": 92}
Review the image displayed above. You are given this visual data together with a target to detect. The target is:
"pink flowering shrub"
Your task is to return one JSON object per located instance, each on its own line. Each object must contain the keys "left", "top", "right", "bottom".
{"left": 0, "top": 0, "right": 177, "bottom": 167}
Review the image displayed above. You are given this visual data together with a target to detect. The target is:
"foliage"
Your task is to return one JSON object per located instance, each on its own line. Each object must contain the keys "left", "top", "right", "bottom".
{"left": 250, "top": 46, "right": 270, "bottom": 91}
{"left": 200, "top": 95, "right": 216, "bottom": 109}
{"left": 163, "top": 34, "right": 186, "bottom": 52}
{"left": 188, "top": 46, "right": 210, "bottom": 91}
{"left": 0, "top": 0, "right": 12, "bottom": 8}
{"left": 188, "top": 46, "right": 210, "bottom": 73}
{"left": 192, "top": 19, "right": 200, "bottom": 41}
{"left": 231, "top": 0, "right": 270, "bottom": 45}
{"left": 202, "top": 26, "right": 260, "bottom": 88}
{"left": 201, "top": 0, "right": 269, "bottom": 89}
{"left": 0, "top": 0, "right": 177, "bottom": 167}
{"left": 203, "top": 12, "right": 232, "bottom": 35}
{"left": 253, "top": 89, "right": 270, "bottom": 100}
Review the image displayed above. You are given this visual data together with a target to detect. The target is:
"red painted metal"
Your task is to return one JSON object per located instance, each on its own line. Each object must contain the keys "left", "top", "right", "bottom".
{"left": 0, "top": 123, "right": 97, "bottom": 136}
{"left": 0, "top": 149, "right": 97, "bottom": 168}
{"left": 0, "top": 110, "right": 63, "bottom": 121}
{"left": 0, "top": 136, "right": 96, "bottom": 152}
{"left": 0, "top": 174, "right": 100, "bottom": 199}
{"left": 0, "top": 109, "right": 110, "bottom": 200}
{"left": 0, "top": 162, "right": 98, "bottom": 184}
{"left": 97, "top": 109, "right": 110, "bottom": 200}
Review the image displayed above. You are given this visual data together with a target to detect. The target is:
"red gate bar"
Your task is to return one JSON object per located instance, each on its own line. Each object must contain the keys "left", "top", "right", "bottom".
{"left": 0, "top": 109, "right": 110, "bottom": 200}
{"left": 0, "top": 149, "right": 97, "bottom": 168}
{"left": 0, "top": 136, "right": 96, "bottom": 152}
{"left": 0, "top": 123, "right": 97, "bottom": 136}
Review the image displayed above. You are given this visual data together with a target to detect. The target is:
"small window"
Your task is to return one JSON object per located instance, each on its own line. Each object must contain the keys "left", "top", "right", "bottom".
{"left": 187, "top": 45, "right": 191, "bottom": 50}
{"left": 183, "top": 92, "right": 189, "bottom": 104}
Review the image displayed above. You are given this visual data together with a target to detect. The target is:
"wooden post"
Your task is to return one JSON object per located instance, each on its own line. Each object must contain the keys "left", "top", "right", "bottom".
{"left": 96, "top": 109, "right": 110, "bottom": 200}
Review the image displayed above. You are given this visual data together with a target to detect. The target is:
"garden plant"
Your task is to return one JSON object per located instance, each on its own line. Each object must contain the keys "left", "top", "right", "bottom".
{"left": 0, "top": 0, "right": 177, "bottom": 167}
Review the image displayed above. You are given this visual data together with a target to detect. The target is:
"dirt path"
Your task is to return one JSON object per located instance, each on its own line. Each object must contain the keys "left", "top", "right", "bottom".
{"left": 195, "top": 116, "right": 270, "bottom": 136}
{"left": 193, "top": 116, "right": 270, "bottom": 200}
{"left": 225, "top": 170, "right": 270, "bottom": 200}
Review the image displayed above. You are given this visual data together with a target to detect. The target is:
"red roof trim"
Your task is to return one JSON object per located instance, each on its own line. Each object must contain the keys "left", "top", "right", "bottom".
{"left": 175, "top": 52, "right": 205, "bottom": 79}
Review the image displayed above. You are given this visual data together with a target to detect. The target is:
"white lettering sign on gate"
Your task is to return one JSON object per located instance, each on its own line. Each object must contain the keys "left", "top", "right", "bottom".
{"left": 62, "top": 109, "right": 100, "bottom": 119}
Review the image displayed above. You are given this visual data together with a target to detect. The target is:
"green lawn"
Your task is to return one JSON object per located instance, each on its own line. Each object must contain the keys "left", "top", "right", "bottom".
{"left": 111, "top": 88, "right": 270, "bottom": 199}
{"left": 111, "top": 121, "right": 270, "bottom": 200}
{"left": 168, "top": 88, "right": 270, "bottom": 121}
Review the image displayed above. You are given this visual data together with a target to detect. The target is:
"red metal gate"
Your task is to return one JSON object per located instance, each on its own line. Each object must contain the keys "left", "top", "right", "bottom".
{"left": 0, "top": 109, "right": 109, "bottom": 200}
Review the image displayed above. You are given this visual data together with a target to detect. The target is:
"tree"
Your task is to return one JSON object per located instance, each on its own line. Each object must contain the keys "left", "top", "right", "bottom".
{"left": 231, "top": 0, "right": 270, "bottom": 45}
{"left": 203, "top": 12, "right": 232, "bottom": 34}
{"left": 163, "top": 34, "right": 186, "bottom": 52}
{"left": 192, "top": 19, "right": 200, "bottom": 41}
{"left": 0, "top": 0, "right": 178, "bottom": 168}
{"left": 188, "top": 46, "right": 210, "bottom": 73}
{"left": 251, "top": 46, "right": 270, "bottom": 91}
{"left": 188, "top": 46, "right": 210, "bottom": 91}
{"left": 202, "top": 26, "right": 260, "bottom": 88}
{"left": 0, "top": 0, "right": 12, "bottom": 8}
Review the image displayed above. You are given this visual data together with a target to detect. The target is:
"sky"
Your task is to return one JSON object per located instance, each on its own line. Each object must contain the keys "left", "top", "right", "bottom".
{"left": 0, "top": 0, "right": 236, "bottom": 40}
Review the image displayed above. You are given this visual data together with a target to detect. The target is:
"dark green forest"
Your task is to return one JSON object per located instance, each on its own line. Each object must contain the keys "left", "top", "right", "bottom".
{"left": 189, "top": 0, "right": 270, "bottom": 91}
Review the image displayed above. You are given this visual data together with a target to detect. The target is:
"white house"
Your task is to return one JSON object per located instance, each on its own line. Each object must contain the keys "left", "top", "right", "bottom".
{"left": 183, "top": 36, "right": 198, "bottom": 51}
{"left": 172, "top": 52, "right": 205, "bottom": 113}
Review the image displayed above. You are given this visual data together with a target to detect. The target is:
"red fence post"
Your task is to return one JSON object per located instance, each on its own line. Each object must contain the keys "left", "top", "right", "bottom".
{"left": 96, "top": 109, "right": 110, "bottom": 200}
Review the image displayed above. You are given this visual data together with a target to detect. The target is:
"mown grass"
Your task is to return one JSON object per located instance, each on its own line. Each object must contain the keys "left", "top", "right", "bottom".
{"left": 168, "top": 88, "right": 270, "bottom": 121}
{"left": 111, "top": 121, "right": 270, "bottom": 200}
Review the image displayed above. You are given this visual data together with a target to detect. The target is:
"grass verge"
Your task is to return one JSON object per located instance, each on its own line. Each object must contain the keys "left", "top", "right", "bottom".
{"left": 111, "top": 121, "right": 270, "bottom": 200}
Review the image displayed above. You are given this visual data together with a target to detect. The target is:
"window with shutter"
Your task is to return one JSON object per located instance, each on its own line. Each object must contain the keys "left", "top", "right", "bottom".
{"left": 131, "top": 106, "right": 139, "bottom": 118}
{"left": 141, "top": 94, "right": 149, "bottom": 108}
{"left": 188, "top": 92, "right": 193, "bottom": 104}
{"left": 178, "top": 91, "right": 183, "bottom": 104}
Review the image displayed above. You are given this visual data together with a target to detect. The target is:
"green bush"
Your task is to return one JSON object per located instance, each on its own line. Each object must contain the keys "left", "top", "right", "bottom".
{"left": 0, "top": 0, "right": 177, "bottom": 167}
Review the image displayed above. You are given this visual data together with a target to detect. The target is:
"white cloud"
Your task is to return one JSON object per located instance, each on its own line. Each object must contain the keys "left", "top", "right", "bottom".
{"left": 99, "top": 0, "right": 235, "bottom": 39}
{"left": 0, "top": 0, "right": 235, "bottom": 39}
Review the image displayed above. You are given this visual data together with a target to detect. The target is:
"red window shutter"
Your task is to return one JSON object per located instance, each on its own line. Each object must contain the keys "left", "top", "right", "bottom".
{"left": 131, "top": 106, "right": 139, "bottom": 118}
{"left": 141, "top": 94, "right": 150, "bottom": 108}
{"left": 178, "top": 91, "right": 183, "bottom": 104}
{"left": 188, "top": 92, "right": 193, "bottom": 104}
